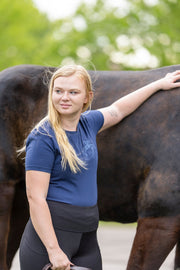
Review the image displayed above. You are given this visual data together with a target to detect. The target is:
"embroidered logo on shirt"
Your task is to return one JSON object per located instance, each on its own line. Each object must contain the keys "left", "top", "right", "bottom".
{"left": 82, "top": 140, "right": 96, "bottom": 161}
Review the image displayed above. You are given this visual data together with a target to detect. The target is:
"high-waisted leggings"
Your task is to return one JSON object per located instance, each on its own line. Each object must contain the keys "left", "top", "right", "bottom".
{"left": 19, "top": 219, "right": 102, "bottom": 270}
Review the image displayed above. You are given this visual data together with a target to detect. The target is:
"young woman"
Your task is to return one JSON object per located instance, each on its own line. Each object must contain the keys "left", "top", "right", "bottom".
{"left": 19, "top": 65, "right": 180, "bottom": 270}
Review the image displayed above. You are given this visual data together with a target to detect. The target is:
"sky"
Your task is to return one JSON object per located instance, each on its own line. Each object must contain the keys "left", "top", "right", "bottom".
{"left": 32, "top": 0, "right": 159, "bottom": 21}
{"left": 32, "top": 0, "right": 96, "bottom": 20}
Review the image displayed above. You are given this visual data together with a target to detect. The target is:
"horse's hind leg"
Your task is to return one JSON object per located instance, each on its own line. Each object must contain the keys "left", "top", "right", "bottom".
{"left": 6, "top": 181, "right": 29, "bottom": 269}
{"left": 126, "top": 216, "right": 180, "bottom": 270}
{"left": 0, "top": 181, "right": 15, "bottom": 270}
{"left": 174, "top": 238, "right": 180, "bottom": 270}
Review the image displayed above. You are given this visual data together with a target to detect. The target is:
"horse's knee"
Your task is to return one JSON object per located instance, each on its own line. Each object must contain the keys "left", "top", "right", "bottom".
{"left": 0, "top": 181, "right": 16, "bottom": 208}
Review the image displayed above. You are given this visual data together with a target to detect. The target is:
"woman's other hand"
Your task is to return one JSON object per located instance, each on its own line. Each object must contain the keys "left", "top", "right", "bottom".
{"left": 48, "top": 248, "right": 72, "bottom": 270}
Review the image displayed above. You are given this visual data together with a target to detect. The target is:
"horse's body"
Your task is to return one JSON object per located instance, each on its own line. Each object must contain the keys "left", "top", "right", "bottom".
{"left": 0, "top": 64, "right": 179, "bottom": 270}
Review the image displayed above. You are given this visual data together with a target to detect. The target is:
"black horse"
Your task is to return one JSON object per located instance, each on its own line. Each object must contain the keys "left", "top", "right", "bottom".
{"left": 0, "top": 64, "right": 179, "bottom": 270}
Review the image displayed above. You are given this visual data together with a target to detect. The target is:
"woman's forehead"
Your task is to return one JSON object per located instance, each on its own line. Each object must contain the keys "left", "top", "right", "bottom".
{"left": 53, "top": 74, "right": 86, "bottom": 89}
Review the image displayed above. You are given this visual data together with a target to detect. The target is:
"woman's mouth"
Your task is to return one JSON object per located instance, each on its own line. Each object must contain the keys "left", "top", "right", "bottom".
{"left": 60, "top": 104, "right": 71, "bottom": 109}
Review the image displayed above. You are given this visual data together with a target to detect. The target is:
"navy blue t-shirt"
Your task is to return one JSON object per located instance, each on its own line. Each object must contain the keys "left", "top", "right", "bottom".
{"left": 25, "top": 110, "right": 104, "bottom": 207}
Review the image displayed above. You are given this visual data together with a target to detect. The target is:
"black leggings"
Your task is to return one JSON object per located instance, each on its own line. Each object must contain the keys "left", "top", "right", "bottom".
{"left": 19, "top": 220, "right": 102, "bottom": 270}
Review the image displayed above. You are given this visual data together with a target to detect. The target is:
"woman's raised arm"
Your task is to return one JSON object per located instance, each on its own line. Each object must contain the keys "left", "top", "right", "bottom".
{"left": 98, "top": 70, "right": 180, "bottom": 132}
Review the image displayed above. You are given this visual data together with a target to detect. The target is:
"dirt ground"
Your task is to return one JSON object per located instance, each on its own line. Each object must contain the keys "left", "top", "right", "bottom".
{"left": 11, "top": 223, "right": 175, "bottom": 270}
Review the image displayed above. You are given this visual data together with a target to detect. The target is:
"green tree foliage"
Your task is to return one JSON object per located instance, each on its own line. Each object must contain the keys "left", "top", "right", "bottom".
{"left": 0, "top": 0, "right": 53, "bottom": 70}
{"left": 53, "top": 0, "right": 180, "bottom": 70}
{"left": 0, "top": 0, "right": 180, "bottom": 71}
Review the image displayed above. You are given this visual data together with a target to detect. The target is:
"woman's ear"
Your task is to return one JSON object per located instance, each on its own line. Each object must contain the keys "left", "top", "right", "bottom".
{"left": 84, "top": 91, "right": 93, "bottom": 104}
{"left": 88, "top": 91, "right": 94, "bottom": 103}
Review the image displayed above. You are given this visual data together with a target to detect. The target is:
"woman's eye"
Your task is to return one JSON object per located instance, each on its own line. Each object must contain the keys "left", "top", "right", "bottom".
{"left": 55, "top": 90, "right": 62, "bottom": 94}
{"left": 70, "top": 91, "right": 77, "bottom": 95}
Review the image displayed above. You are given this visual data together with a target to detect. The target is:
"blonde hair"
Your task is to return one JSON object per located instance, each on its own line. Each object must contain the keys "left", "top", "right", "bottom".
{"left": 46, "top": 64, "right": 93, "bottom": 173}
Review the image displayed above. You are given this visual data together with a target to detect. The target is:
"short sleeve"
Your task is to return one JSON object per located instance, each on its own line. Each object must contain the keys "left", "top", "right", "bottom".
{"left": 81, "top": 110, "right": 104, "bottom": 134}
{"left": 25, "top": 132, "right": 56, "bottom": 173}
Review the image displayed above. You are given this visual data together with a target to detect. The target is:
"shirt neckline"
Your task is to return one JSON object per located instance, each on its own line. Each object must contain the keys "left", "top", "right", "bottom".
{"left": 65, "top": 122, "right": 80, "bottom": 134}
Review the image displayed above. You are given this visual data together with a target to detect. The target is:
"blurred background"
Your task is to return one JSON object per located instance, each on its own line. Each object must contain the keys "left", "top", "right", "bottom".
{"left": 1, "top": 0, "right": 180, "bottom": 71}
{"left": 2, "top": 1, "right": 178, "bottom": 268}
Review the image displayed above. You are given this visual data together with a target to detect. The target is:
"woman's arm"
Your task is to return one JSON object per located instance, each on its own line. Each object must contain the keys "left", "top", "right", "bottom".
{"left": 26, "top": 170, "right": 71, "bottom": 270}
{"left": 98, "top": 70, "right": 180, "bottom": 132}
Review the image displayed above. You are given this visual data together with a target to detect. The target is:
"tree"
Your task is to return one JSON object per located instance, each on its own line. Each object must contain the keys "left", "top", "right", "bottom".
{"left": 0, "top": 0, "right": 179, "bottom": 71}
{"left": 0, "top": 0, "right": 54, "bottom": 70}
{"left": 51, "top": 0, "right": 180, "bottom": 70}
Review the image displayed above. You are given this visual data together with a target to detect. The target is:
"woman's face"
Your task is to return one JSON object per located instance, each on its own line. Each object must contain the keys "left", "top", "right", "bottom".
{"left": 52, "top": 74, "right": 90, "bottom": 118}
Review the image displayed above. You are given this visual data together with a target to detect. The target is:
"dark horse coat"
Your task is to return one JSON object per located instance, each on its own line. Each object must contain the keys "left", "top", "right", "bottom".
{"left": 0, "top": 64, "right": 179, "bottom": 270}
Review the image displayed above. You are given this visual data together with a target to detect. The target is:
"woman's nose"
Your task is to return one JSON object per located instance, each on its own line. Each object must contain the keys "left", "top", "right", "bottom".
{"left": 62, "top": 91, "right": 69, "bottom": 100}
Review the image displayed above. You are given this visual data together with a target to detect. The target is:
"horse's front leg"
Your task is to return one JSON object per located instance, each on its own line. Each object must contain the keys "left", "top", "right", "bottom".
{"left": 174, "top": 238, "right": 180, "bottom": 270}
{"left": 0, "top": 181, "right": 15, "bottom": 270}
{"left": 7, "top": 181, "right": 29, "bottom": 269}
{"left": 126, "top": 216, "right": 180, "bottom": 270}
